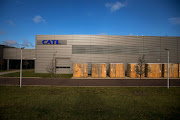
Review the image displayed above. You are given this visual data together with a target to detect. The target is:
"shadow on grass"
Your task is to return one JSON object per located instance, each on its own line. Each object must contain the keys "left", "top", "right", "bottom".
{"left": 68, "top": 88, "right": 117, "bottom": 120}
{"left": 0, "top": 87, "right": 179, "bottom": 120}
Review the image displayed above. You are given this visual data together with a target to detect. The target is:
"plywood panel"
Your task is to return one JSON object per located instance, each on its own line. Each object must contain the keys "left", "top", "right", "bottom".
{"left": 173, "top": 64, "right": 178, "bottom": 78}
{"left": 109, "top": 63, "right": 125, "bottom": 78}
{"left": 116, "top": 63, "right": 125, "bottom": 77}
{"left": 179, "top": 63, "right": 180, "bottom": 78}
{"left": 109, "top": 64, "right": 116, "bottom": 77}
{"left": 127, "top": 63, "right": 137, "bottom": 78}
{"left": 99, "top": 64, "right": 106, "bottom": 78}
{"left": 130, "top": 63, "right": 137, "bottom": 78}
{"left": 92, "top": 64, "right": 98, "bottom": 78}
{"left": 147, "top": 64, "right": 162, "bottom": 78}
{"left": 73, "top": 63, "right": 88, "bottom": 77}
{"left": 127, "top": 63, "right": 145, "bottom": 78}
{"left": 92, "top": 63, "right": 106, "bottom": 78}
{"left": 137, "top": 64, "right": 145, "bottom": 78}
{"left": 163, "top": 64, "right": 178, "bottom": 78}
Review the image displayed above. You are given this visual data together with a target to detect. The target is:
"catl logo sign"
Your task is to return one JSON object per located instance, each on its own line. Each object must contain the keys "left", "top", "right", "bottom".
{"left": 42, "top": 40, "right": 61, "bottom": 44}
{"left": 40, "top": 40, "right": 67, "bottom": 45}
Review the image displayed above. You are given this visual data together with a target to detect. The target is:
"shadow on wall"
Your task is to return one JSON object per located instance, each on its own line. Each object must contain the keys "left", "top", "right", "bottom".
{"left": 8, "top": 60, "right": 35, "bottom": 69}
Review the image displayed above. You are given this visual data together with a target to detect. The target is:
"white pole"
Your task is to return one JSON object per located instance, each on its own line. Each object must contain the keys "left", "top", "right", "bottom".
{"left": 20, "top": 48, "right": 22, "bottom": 88}
{"left": 167, "top": 50, "right": 169, "bottom": 89}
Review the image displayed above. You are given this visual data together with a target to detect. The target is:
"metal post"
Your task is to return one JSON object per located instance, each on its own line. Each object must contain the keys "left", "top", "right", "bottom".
{"left": 20, "top": 47, "right": 24, "bottom": 88}
{"left": 20, "top": 48, "right": 22, "bottom": 88}
{"left": 165, "top": 48, "right": 169, "bottom": 89}
{"left": 167, "top": 50, "right": 169, "bottom": 89}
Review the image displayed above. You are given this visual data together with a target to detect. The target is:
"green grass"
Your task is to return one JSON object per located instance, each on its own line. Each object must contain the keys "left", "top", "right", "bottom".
{"left": 0, "top": 86, "right": 179, "bottom": 120}
{"left": 0, "top": 70, "right": 16, "bottom": 72}
{"left": 0, "top": 70, "right": 73, "bottom": 78}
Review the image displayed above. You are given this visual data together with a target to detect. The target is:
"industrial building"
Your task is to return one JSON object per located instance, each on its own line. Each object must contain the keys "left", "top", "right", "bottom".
{"left": 1, "top": 35, "right": 180, "bottom": 75}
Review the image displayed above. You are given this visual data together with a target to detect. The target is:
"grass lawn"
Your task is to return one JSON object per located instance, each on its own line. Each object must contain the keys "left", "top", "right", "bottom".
{"left": 0, "top": 70, "right": 16, "bottom": 72}
{"left": 0, "top": 70, "right": 73, "bottom": 78}
{"left": 0, "top": 86, "right": 179, "bottom": 120}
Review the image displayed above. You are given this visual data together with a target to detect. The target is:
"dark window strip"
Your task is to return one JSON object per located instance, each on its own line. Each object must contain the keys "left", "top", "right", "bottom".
{"left": 56, "top": 67, "right": 70, "bottom": 68}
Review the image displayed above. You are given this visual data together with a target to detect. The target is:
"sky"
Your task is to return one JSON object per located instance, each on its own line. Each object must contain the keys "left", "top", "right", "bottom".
{"left": 0, "top": 0, "right": 180, "bottom": 48}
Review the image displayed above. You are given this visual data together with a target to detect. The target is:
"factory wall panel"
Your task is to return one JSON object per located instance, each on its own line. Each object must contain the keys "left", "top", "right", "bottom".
{"left": 178, "top": 37, "right": 180, "bottom": 62}
{"left": 160, "top": 37, "right": 178, "bottom": 63}
{"left": 69, "top": 35, "right": 91, "bottom": 45}
{"left": 143, "top": 36, "right": 161, "bottom": 63}
{"left": 35, "top": 35, "right": 180, "bottom": 74}
{"left": 35, "top": 39, "right": 72, "bottom": 73}
{"left": 3, "top": 48, "right": 35, "bottom": 60}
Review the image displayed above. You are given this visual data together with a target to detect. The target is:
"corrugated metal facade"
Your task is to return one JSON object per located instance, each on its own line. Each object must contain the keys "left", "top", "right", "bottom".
{"left": 35, "top": 35, "right": 180, "bottom": 73}
{"left": 3, "top": 48, "right": 36, "bottom": 60}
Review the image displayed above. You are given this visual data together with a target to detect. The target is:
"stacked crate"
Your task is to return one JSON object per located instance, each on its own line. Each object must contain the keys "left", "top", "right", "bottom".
{"left": 127, "top": 63, "right": 137, "bottom": 78}
{"left": 163, "top": 63, "right": 178, "bottom": 78}
{"left": 179, "top": 63, "right": 180, "bottom": 78}
{"left": 127, "top": 63, "right": 145, "bottom": 78}
{"left": 73, "top": 63, "right": 88, "bottom": 77}
{"left": 109, "top": 63, "right": 125, "bottom": 78}
{"left": 92, "top": 63, "right": 106, "bottom": 78}
{"left": 146, "top": 63, "right": 162, "bottom": 78}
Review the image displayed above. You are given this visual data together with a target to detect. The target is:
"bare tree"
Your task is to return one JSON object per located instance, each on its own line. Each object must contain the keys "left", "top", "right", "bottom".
{"left": 23, "top": 60, "right": 29, "bottom": 69}
{"left": 135, "top": 55, "right": 146, "bottom": 79}
{"left": 46, "top": 53, "right": 56, "bottom": 74}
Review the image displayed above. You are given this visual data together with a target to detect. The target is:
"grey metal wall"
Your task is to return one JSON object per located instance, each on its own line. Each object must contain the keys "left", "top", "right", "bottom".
{"left": 35, "top": 35, "right": 72, "bottom": 73}
{"left": 3, "top": 48, "right": 36, "bottom": 60}
{"left": 35, "top": 35, "right": 180, "bottom": 73}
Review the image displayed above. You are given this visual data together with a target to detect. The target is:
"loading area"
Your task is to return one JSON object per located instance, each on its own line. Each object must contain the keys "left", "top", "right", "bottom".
{"left": 72, "top": 63, "right": 180, "bottom": 79}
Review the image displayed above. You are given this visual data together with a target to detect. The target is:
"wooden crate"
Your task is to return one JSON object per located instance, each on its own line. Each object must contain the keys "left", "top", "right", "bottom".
{"left": 173, "top": 64, "right": 178, "bottom": 78}
{"left": 92, "top": 63, "right": 106, "bottom": 78}
{"left": 163, "top": 64, "right": 178, "bottom": 78}
{"left": 92, "top": 64, "right": 98, "bottom": 78}
{"left": 146, "top": 63, "right": 162, "bottom": 78}
{"left": 73, "top": 63, "right": 88, "bottom": 77}
{"left": 127, "top": 63, "right": 136, "bottom": 78}
{"left": 109, "top": 63, "right": 125, "bottom": 78}
{"left": 179, "top": 63, "right": 180, "bottom": 78}
{"left": 127, "top": 63, "right": 145, "bottom": 78}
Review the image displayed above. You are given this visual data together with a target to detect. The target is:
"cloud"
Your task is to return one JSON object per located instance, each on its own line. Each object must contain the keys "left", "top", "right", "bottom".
{"left": 33, "top": 15, "right": 46, "bottom": 23}
{"left": 0, "top": 31, "right": 6, "bottom": 35}
{"left": 7, "top": 20, "right": 15, "bottom": 26}
{"left": 3, "top": 40, "right": 18, "bottom": 47}
{"left": 22, "top": 39, "right": 34, "bottom": 47}
{"left": 168, "top": 17, "right": 180, "bottom": 25}
{"left": 105, "top": 1, "right": 126, "bottom": 12}
{"left": 2, "top": 39, "right": 34, "bottom": 48}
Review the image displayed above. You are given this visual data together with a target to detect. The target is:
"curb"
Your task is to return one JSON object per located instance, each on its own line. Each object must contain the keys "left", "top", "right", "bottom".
{"left": 0, "top": 85, "right": 180, "bottom": 87}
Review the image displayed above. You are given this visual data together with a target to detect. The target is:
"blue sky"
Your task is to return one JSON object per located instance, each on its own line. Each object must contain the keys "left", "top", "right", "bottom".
{"left": 0, "top": 0, "right": 180, "bottom": 48}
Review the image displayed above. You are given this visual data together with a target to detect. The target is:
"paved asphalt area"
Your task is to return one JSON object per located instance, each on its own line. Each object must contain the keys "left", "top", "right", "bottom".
{"left": 0, "top": 78, "right": 180, "bottom": 86}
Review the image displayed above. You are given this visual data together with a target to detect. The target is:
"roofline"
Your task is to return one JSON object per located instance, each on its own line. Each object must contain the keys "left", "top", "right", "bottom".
{"left": 35, "top": 35, "right": 180, "bottom": 37}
